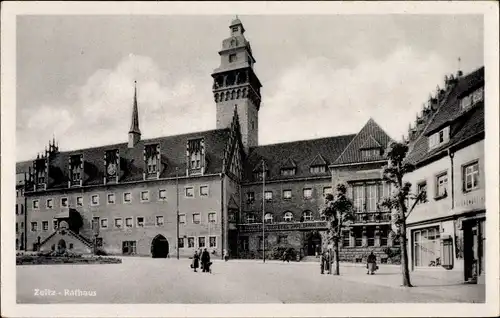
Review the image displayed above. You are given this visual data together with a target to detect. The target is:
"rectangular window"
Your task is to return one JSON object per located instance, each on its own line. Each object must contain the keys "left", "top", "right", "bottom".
{"left": 367, "top": 228, "right": 375, "bottom": 247}
{"left": 179, "top": 214, "right": 186, "bottom": 224}
{"left": 283, "top": 189, "right": 292, "bottom": 200}
{"left": 42, "top": 221, "right": 49, "bottom": 231}
{"left": 159, "top": 189, "right": 167, "bottom": 200}
{"left": 200, "top": 186, "right": 209, "bottom": 197}
{"left": 246, "top": 214, "right": 255, "bottom": 223}
{"left": 92, "top": 216, "right": 100, "bottom": 229}
{"left": 100, "top": 218, "right": 108, "bottom": 229}
{"left": 156, "top": 216, "right": 164, "bottom": 226}
{"left": 188, "top": 139, "right": 204, "bottom": 172}
{"left": 198, "top": 237, "right": 206, "bottom": 248}
{"left": 123, "top": 192, "right": 132, "bottom": 203}
{"left": 209, "top": 236, "right": 217, "bottom": 248}
{"left": 241, "top": 237, "right": 249, "bottom": 251}
{"left": 140, "top": 191, "right": 149, "bottom": 202}
{"left": 361, "top": 148, "right": 380, "bottom": 159}
{"left": 188, "top": 237, "right": 195, "bottom": 248}
{"left": 136, "top": 217, "right": 145, "bottom": 227}
{"left": 185, "top": 187, "right": 194, "bottom": 198}
{"left": 436, "top": 173, "right": 448, "bottom": 197}
{"left": 192, "top": 213, "right": 201, "bottom": 224}
{"left": 310, "top": 166, "right": 326, "bottom": 174}
{"left": 323, "top": 187, "right": 333, "bottom": 196}
{"left": 413, "top": 226, "right": 441, "bottom": 267}
{"left": 31, "top": 222, "right": 37, "bottom": 232}
{"left": 380, "top": 228, "right": 388, "bottom": 246}
{"left": 33, "top": 200, "right": 39, "bottom": 210}
{"left": 463, "top": 161, "right": 479, "bottom": 191}
{"left": 178, "top": 237, "right": 185, "bottom": 248}
{"left": 342, "top": 231, "right": 350, "bottom": 247}
{"left": 208, "top": 212, "right": 216, "bottom": 223}
{"left": 264, "top": 191, "right": 273, "bottom": 201}
{"left": 353, "top": 185, "right": 365, "bottom": 212}
{"left": 46, "top": 199, "right": 53, "bottom": 209}
{"left": 417, "top": 182, "right": 428, "bottom": 203}
{"left": 115, "top": 218, "right": 123, "bottom": 229}
{"left": 107, "top": 193, "right": 115, "bottom": 204}
{"left": 281, "top": 168, "right": 295, "bottom": 176}
{"left": 61, "top": 197, "right": 68, "bottom": 207}
{"left": 52, "top": 219, "right": 58, "bottom": 230}
{"left": 76, "top": 196, "right": 83, "bottom": 207}
{"left": 229, "top": 53, "right": 237, "bottom": 63}
{"left": 366, "top": 184, "right": 377, "bottom": 211}
{"left": 246, "top": 192, "right": 255, "bottom": 202}
{"left": 125, "top": 218, "right": 133, "bottom": 228}
{"left": 145, "top": 144, "right": 159, "bottom": 175}
{"left": 91, "top": 194, "right": 99, "bottom": 206}
{"left": 122, "top": 241, "right": 137, "bottom": 255}
{"left": 303, "top": 188, "right": 313, "bottom": 199}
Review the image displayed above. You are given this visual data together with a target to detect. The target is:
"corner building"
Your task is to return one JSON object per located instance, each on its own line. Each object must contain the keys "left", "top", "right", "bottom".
{"left": 17, "top": 18, "right": 396, "bottom": 262}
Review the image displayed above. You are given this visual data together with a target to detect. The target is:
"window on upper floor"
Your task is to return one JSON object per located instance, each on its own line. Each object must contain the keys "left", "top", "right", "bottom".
{"left": 463, "top": 161, "right": 480, "bottom": 192}
{"left": 264, "top": 191, "right": 273, "bottom": 201}
{"left": 303, "top": 188, "right": 313, "bottom": 199}
{"left": 156, "top": 216, "right": 164, "bottom": 226}
{"left": 302, "top": 210, "right": 313, "bottom": 222}
{"left": 187, "top": 138, "right": 205, "bottom": 174}
{"left": 46, "top": 199, "right": 53, "bottom": 209}
{"left": 185, "top": 187, "right": 194, "bottom": 198}
{"left": 200, "top": 186, "right": 209, "bottom": 197}
{"left": 76, "top": 196, "right": 83, "bottom": 207}
{"left": 310, "top": 165, "right": 326, "bottom": 174}
{"left": 33, "top": 200, "right": 39, "bottom": 210}
{"left": 31, "top": 222, "right": 38, "bottom": 232}
{"left": 246, "top": 192, "right": 255, "bottom": 203}
{"left": 428, "top": 126, "right": 450, "bottom": 150}
{"left": 144, "top": 144, "right": 159, "bottom": 178}
{"left": 264, "top": 213, "right": 273, "bottom": 224}
{"left": 417, "top": 181, "right": 428, "bottom": 204}
{"left": 460, "top": 86, "right": 484, "bottom": 111}
{"left": 283, "top": 189, "right": 292, "bottom": 200}
{"left": 361, "top": 148, "right": 380, "bottom": 159}
{"left": 107, "top": 193, "right": 115, "bottom": 204}
{"left": 253, "top": 170, "right": 268, "bottom": 181}
{"left": 283, "top": 211, "right": 293, "bottom": 222}
{"left": 323, "top": 187, "right": 333, "bottom": 196}
{"left": 69, "top": 154, "right": 83, "bottom": 185}
{"left": 159, "top": 189, "right": 167, "bottom": 201}
{"left": 123, "top": 192, "right": 132, "bottom": 203}
{"left": 229, "top": 54, "right": 237, "bottom": 63}
{"left": 246, "top": 214, "right": 255, "bottom": 224}
{"left": 352, "top": 185, "right": 364, "bottom": 212}
{"left": 192, "top": 213, "right": 201, "bottom": 224}
{"left": 140, "top": 191, "right": 149, "bottom": 202}
{"left": 208, "top": 212, "right": 217, "bottom": 223}
{"left": 61, "top": 197, "right": 68, "bottom": 208}
{"left": 436, "top": 172, "right": 448, "bottom": 198}
{"left": 281, "top": 168, "right": 296, "bottom": 176}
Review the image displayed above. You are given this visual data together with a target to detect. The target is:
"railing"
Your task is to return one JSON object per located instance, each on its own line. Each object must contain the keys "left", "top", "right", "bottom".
{"left": 238, "top": 221, "right": 328, "bottom": 233}
{"left": 353, "top": 212, "right": 391, "bottom": 224}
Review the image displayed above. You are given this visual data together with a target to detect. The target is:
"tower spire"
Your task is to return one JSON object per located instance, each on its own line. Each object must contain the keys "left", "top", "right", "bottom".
{"left": 128, "top": 81, "right": 141, "bottom": 148}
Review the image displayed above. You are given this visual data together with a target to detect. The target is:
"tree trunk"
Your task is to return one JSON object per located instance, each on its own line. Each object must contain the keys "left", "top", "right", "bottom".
{"left": 400, "top": 221, "right": 413, "bottom": 287}
{"left": 333, "top": 239, "right": 340, "bottom": 275}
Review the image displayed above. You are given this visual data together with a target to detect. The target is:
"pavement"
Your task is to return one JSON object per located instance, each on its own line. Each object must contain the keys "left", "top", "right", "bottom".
{"left": 16, "top": 256, "right": 485, "bottom": 304}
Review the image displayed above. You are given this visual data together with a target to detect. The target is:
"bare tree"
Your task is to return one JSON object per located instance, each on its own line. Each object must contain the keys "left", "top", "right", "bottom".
{"left": 380, "top": 142, "right": 426, "bottom": 287}
{"left": 321, "top": 184, "right": 354, "bottom": 275}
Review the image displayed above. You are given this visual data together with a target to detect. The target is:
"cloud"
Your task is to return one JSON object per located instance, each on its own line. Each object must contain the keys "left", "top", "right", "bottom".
{"left": 17, "top": 54, "right": 213, "bottom": 160}
{"left": 260, "top": 46, "right": 452, "bottom": 144}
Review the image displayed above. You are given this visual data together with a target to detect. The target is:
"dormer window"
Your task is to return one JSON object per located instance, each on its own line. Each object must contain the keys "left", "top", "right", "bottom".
{"left": 232, "top": 26, "right": 238, "bottom": 33}
{"left": 428, "top": 126, "right": 450, "bottom": 150}
{"left": 460, "top": 86, "right": 484, "bottom": 111}
{"left": 187, "top": 138, "right": 205, "bottom": 175}
{"left": 361, "top": 148, "right": 380, "bottom": 159}
{"left": 253, "top": 170, "right": 268, "bottom": 181}
{"left": 34, "top": 159, "right": 46, "bottom": 189}
{"left": 69, "top": 154, "right": 83, "bottom": 187}
{"left": 281, "top": 168, "right": 296, "bottom": 176}
{"left": 104, "top": 149, "right": 119, "bottom": 183}
{"left": 310, "top": 165, "right": 326, "bottom": 174}
{"left": 144, "top": 144, "right": 160, "bottom": 179}
{"left": 229, "top": 54, "right": 237, "bottom": 63}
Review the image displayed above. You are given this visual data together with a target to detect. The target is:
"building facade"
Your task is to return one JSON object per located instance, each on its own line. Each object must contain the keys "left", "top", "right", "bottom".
{"left": 404, "top": 67, "right": 485, "bottom": 283}
{"left": 16, "top": 18, "right": 397, "bottom": 263}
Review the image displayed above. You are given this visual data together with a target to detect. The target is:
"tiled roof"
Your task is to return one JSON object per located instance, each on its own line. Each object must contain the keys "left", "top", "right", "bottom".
{"left": 18, "top": 129, "right": 231, "bottom": 190}
{"left": 360, "top": 135, "right": 382, "bottom": 149}
{"left": 405, "top": 66, "right": 485, "bottom": 165}
{"left": 243, "top": 134, "right": 355, "bottom": 182}
{"left": 333, "top": 118, "right": 393, "bottom": 165}
{"left": 281, "top": 158, "right": 297, "bottom": 169}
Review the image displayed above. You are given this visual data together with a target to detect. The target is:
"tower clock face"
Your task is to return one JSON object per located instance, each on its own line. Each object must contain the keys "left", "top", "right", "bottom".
{"left": 107, "top": 163, "right": 117, "bottom": 176}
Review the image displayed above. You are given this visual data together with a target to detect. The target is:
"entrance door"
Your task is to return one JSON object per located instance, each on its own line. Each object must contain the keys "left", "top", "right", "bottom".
{"left": 151, "top": 235, "right": 169, "bottom": 258}
{"left": 306, "top": 232, "right": 322, "bottom": 256}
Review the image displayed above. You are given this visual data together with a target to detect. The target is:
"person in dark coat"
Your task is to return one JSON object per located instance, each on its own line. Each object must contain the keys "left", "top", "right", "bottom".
{"left": 201, "top": 248, "right": 211, "bottom": 273}
{"left": 320, "top": 252, "right": 325, "bottom": 274}
{"left": 192, "top": 251, "right": 200, "bottom": 272}
{"left": 367, "top": 251, "right": 377, "bottom": 275}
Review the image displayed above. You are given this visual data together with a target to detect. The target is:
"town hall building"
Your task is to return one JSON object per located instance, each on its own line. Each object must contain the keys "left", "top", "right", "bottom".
{"left": 16, "top": 18, "right": 410, "bottom": 263}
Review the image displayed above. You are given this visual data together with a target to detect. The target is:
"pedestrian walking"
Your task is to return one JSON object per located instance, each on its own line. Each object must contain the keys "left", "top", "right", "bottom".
{"left": 282, "top": 250, "right": 288, "bottom": 262}
{"left": 201, "top": 248, "right": 211, "bottom": 273}
{"left": 324, "top": 250, "right": 331, "bottom": 274}
{"left": 191, "top": 251, "right": 200, "bottom": 272}
{"left": 320, "top": 252, "right": 325, "bottom": 274}
{"left": 367, "top": 251, "right": 377, "bottom": 275}
{"left": 223, "top": 249, "right": 229, "bottom": 262}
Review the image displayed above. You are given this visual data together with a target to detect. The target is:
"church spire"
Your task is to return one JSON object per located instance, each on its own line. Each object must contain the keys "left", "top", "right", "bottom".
{"left": 128, "top": 81, "right": 141, "bottom": 148}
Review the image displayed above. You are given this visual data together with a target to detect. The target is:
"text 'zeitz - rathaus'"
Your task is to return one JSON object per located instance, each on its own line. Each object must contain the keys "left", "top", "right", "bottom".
{"left": 15, "top": 17, "right": 485, "bottom": 284}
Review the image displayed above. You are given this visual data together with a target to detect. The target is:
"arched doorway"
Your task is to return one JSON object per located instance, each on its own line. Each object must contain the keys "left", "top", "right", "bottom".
{"left": 151, "top": 235, "right": 169, "bottom": 258}
{"left": 305, "top": 231, "right": 322, "bottom": 257}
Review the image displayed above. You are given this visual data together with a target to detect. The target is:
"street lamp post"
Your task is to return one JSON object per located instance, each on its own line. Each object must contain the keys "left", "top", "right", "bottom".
{"left": 262, "top": 160, "right": 266, "bottom": 263}
{"left": 176, "top": 167, "right": 180, "bottom": 260}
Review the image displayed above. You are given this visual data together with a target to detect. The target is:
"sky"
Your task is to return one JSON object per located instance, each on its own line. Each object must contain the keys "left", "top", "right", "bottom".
{"left": 16, "top": 15, "right": 484, "bottom": 161}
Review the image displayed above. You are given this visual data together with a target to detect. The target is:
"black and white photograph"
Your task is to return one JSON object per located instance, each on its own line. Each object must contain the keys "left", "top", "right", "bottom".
{"left": 1, "top": 1, "right": 499, "bottom": 317}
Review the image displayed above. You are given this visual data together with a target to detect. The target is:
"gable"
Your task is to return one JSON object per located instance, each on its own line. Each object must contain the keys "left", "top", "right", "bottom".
{"left": 309, "top": 154, "right": 327, "bottom": 167}
{"left": 333, "top": 118, "right": 393, "bottom": 165}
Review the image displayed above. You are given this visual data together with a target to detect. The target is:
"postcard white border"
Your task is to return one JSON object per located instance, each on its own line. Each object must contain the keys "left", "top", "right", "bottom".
{"left": 1, "top": 1, "right": 499, "bottom": 317}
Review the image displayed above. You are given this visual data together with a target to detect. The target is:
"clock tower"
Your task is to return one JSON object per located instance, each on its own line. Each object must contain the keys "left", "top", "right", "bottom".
{"left": 212, "top": 17, "right": 262, "bottom": 152}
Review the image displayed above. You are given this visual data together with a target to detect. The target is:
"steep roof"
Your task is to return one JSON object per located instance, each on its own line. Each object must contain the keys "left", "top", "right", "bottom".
{"left": 333, "top": 118, "right": 393, "bottom": 165}
{"left": 406, "top": 67, "right": 485, "bottom": 165}
{"left": 243, "top": 134, "right": 355, "bottom": 182}
{"left": 17, "top": 129, "right": 231, "bottom": 190}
